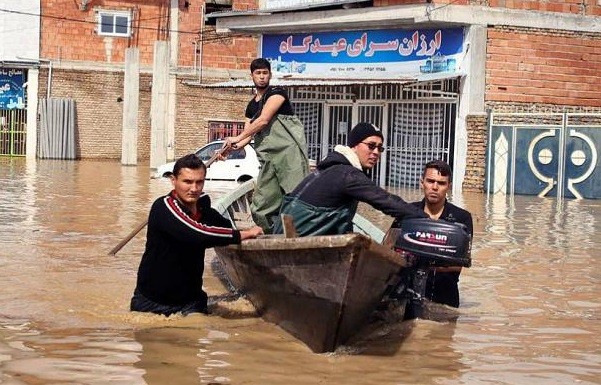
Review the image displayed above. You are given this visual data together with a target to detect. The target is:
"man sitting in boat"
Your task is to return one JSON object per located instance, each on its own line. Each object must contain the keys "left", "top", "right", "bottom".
{"left": 391, "top": 160, "right": 473, "bottom": 309}
{"left": 273, "top": 122, "right": 427, "bottom": 236}
{"left": 130, "top": 154, "right": 264, "bottom": 317}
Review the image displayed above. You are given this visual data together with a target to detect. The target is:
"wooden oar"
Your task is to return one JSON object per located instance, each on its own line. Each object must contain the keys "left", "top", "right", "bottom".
{"left": 108, "top": 153, "right": 220, "bottom": 256}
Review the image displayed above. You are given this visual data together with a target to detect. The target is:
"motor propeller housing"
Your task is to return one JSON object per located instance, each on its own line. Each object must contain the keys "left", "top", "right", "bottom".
{"left": 393, "top": 218, "right": 472, "bottom": 267}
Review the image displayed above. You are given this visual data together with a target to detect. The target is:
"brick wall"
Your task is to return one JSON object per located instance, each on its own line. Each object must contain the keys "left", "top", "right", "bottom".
{"left": 40, "top": 0, "right": 258, "bottom": 70}
{"left": 487, "top": 0, "right": 601, "bottom": 15}
{"left": 373, "top": 0, "right": 600, "bottom": 15}
{"left": 37, "top": 68, "right": 154, "bottom": 159}
{"left": 486, "top": 101, "right": 601, "bottom": 114}
{"left": 178, "top": 1, "right": 258, "bottom": 71}
{"left": 463, "top": 114, "right": 488, "bottom": 192}
{"left": 41, "top": 0, "right": 169, "bottom": 65}
{"left": 233, "top": 0, "right": 259, "bottom": 11}
{"left": 486, "top": 27, "right": 601, "bottom": 107}
{"left": 174, "top": 79, "right": 252, "bottom": 156}
{"left": 36, "top": 68, "right": 250, "bottom": 160}
{"left": 198, "top": 29, "right": 259, "bottom": 71}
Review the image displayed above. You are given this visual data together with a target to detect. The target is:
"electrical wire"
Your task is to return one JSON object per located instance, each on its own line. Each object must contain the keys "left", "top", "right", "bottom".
{"left": 0, "top": 6, "right": 251, "bottom": 40}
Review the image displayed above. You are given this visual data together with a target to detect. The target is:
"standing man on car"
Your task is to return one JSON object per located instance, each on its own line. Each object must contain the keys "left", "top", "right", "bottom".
{"left": 221, "top": 58, "right": 309, "bottom": 233}
{"left": 392, "top": 160, "right": 473, "bottom": 308}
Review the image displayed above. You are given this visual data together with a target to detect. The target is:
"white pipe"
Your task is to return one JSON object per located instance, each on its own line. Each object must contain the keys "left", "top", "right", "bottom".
{"left": 192, "top": 41, "right": 197, "bottom": 72}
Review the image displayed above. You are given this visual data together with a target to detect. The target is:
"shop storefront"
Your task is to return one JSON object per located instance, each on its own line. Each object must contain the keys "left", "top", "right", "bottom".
{"left": 198, "top": 25, "right": 471, "bottom": 188}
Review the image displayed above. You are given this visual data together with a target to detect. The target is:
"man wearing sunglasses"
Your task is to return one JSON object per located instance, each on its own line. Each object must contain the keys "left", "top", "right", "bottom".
{"left": 273, "top": 122, "right": 427, "bottom": 236}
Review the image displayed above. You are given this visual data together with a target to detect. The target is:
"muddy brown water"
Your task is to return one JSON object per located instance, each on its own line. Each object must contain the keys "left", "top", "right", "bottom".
{"left": 0, "top": 158, "right": 599, "bottom": 385}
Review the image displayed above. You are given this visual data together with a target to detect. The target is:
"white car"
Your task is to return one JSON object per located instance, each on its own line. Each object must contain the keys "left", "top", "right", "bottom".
{"left": 153, "top": 140, "right": 261, "bottom": 182}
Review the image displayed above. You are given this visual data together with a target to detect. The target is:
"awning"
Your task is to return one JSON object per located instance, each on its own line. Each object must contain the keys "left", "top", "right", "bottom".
{"left": 0, "top": 60, "right": 41, "bottom": 69}
{"left": 206, "top": 0, "right": 371, "bottom": 19}
{"left": 184, "top": 71, "right": 464, "bottom": 88}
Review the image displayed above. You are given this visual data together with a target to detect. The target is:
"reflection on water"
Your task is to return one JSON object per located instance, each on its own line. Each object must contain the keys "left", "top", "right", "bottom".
{"left": 0, "top": 158, "right": 600, "bottom": 385}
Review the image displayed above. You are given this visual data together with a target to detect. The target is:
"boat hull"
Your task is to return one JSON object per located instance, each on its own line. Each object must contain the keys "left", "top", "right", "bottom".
{"left": 215, "top": 233, "right": 405, "bottom": 353}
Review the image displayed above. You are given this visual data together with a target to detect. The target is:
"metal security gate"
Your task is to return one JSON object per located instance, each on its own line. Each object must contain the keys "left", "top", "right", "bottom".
{"left": 487, "top": 113, "right": 601, "bottom": 199}
{"left": 291, "top": 80, "right": 459, "bottom": 188}
{"left": 387, "top": 100, "right": 455, "bottom": 188}
{"left": 294, "top": 101, "right": 323, "bottom": 162}
{"left": 0, "top": 108, "right": 27, "bottom": 156}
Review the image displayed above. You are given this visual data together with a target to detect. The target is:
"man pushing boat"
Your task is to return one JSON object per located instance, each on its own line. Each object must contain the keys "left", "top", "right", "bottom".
{"left": 130, "top": 154, "right": 263, "bottom": 317}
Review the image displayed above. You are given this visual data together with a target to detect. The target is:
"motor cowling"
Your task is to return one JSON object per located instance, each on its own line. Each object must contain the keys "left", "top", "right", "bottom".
{"left": 393, "top": 218, "right": 472, "bottom": 267}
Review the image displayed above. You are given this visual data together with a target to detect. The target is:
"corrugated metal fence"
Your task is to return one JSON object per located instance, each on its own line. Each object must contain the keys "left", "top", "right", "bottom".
{"left": 38, "top": 98, "right": 78, "bottom": 159}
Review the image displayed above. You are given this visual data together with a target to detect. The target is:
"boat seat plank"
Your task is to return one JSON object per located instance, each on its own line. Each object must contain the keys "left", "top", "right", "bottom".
{"left": 280, "top": 214, "right": 298, "bottom": 238}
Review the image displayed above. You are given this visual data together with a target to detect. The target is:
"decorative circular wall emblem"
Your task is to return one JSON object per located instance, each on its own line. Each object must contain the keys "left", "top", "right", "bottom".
{"left": 538, "top": 148, "right": 553, "bottom": 165}
{"left": 570, "top": 150, "right": 586, "bottom": 166}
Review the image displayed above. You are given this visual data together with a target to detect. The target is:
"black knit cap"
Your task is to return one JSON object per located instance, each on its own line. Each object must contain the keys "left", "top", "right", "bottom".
{"left": 347, "top": 122, "right": 384, "bottom": 148}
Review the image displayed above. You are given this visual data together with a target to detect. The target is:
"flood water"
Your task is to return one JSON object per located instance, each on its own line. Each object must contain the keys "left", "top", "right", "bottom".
{"left": 1, "top": 157, "right": 600, "bottom": 385}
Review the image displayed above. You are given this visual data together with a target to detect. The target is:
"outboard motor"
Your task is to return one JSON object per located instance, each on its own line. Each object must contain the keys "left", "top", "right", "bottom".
{"left": 384, "top": 218, "right": 472, "bottom": 319}
{"left": 394, "top": 218, "right": 472, "bottom": 268}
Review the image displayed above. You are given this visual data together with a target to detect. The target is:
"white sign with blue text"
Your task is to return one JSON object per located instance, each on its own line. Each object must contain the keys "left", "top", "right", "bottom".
{"left": 261, "top": 27, "right": 465, "bottom": 78}
{"left": 0, "top": 69, "right": 26, "bottom": 110}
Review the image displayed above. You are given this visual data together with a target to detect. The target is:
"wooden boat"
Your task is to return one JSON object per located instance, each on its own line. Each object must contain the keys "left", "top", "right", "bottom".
{"left": 212, "top": 180, "right": 408, "bottom": 353}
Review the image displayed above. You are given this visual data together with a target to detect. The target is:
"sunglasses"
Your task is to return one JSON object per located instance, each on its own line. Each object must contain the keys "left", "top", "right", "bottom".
{"left": 361, "top": 142, "right": 385, "bottom": 152}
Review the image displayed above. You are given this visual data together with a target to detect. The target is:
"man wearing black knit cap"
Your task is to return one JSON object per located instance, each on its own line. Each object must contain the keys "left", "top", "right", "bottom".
{"left": 273, "top": 122, "right": 428, "bottom": 236}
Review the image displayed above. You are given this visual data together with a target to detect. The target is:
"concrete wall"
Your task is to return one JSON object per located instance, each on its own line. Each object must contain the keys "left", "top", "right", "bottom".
{"left": 0, "top": 1, "right": 40, "bottom": 62}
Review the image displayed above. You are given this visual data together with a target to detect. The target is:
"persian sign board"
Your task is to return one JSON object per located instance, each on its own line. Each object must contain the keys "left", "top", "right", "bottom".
{"left": 0, "top": 69, "right": 26, "bottom": 110}
{"left": 261, "top": 28, "right": 464, "bottom": 79}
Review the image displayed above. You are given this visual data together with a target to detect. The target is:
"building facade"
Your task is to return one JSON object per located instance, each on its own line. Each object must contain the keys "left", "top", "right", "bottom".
{"left": 0, "top": 1, "right": 41, "bottom": 158}
{"left": 2, "top": 0, "right": 599, "bottom": 196}
{"left": 207, "top": 0, "right": 601, "bottom": 196}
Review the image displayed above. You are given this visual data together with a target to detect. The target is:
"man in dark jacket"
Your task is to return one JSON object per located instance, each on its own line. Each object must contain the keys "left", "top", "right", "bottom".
{"left": 408, "top": 160, "right": 473, "bottom": 308}
{"left": 130, "top": 154, "right": 263, "bottom": 317}
{"left": 273, "top": 122, "right": 427, "bottom": 236}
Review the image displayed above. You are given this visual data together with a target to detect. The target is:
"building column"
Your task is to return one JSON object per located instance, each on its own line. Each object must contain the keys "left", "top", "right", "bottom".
{"left": 150, "top": 41, "right": 170, "bottom": 169}
{"left": 454, "top": 24, "right": 487, "bottom": 194}
{"left": 25, "top": 68, "right": 39, "bottom": 159}
{"left": 121, "top": 47, "right": 140, "bottom": 165}
{"left": 166, "top": 0, "right": 180, "bottom": 161}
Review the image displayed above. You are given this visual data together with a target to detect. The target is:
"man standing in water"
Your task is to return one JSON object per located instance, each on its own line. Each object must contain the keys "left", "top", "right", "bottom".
{"left": 130, "top": 154, "right": 263, "bottom": 316}
{"left": 221, "top": 58, "right": 310, "bottom": 233}
{"left": 394, "top": 160, "right": 473, "bottom": 308}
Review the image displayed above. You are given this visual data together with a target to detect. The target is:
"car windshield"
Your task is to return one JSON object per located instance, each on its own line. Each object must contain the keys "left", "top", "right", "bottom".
{"left": 196, "top": 143, "right": 246, "bottom": 161}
